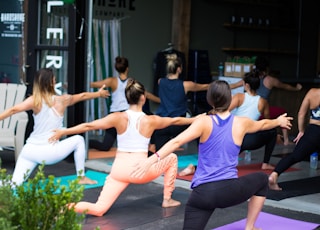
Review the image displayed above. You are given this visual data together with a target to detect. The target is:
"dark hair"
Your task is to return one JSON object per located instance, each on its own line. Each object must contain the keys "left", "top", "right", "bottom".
{"left": 166, "top": 54, "right": 182, "bottom": 75}
{"left": 254, "top": 56, "right": 269, "bottom": 72}
{"left": 125, "top": 78, "right": 145, "bottom": 104}
{"left": 206, "top": 80, "right": 231, "bottom": 113}
{"left": 243, "top": 69, "right": 260, "bottom": 91}
{"left": 115, "top": 56, "right": 129, "bottom": 73}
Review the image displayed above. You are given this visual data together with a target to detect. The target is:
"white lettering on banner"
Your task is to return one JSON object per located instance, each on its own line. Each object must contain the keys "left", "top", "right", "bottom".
{"left": 45, "top": 1, "right": 64, "bottom": 70}
{"left": 46, "top": 28, "right": 63, "bottom": 39}
{"left": 46, "top": 55, "right": 63, "bottom": 69}
{"left": 47, "top": 1, "right": 64, "bottom": 13}
{"left": 1, "top": 13, "right": 25, "bottom": 22}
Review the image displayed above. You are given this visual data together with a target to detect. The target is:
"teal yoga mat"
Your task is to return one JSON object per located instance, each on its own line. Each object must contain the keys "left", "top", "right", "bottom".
{"left": 177, "top": 154, "right": 198, "bottom": 168}
{"left": 22, "top": 170, "right": 108, "bottom": 194}
{"left": 52, "top": 170, "right": 107, "bottom": 189}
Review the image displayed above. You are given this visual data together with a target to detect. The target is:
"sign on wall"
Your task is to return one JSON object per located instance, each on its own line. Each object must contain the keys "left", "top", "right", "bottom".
{"left": 93, "top": 0, "right": 136, "bottom": 19}
{"left": 0, "top": 13, "right": 25, "bottom": 38}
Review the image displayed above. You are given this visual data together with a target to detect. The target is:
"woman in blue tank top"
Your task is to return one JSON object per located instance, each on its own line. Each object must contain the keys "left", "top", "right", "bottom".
{"left": 153, "top": 53, "right": 209, "bottom": 151}
{"left": 131, "top": 80, "right": 293, "bottom": 230}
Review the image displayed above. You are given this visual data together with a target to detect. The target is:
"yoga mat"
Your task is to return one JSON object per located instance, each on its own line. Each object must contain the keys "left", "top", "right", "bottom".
{"left": 177, "top": 154, "right": 198, "bottom": 168}
{"left": 176, "top": 163, "right": 298, "bottom": 182}
{"left": 22, "top": 170, "right": 107, "bottom": 194}
{"left": 267, "top": 176, "right": 320, "bottom": 201}
{"left": 237, "top": 163, "right": 298, "bottom": 177}
{"left": 213, "top": 212, "right": 319, "bottom": 230}
{"left": 52, "top": 170, "right": 107, "bottom": 189}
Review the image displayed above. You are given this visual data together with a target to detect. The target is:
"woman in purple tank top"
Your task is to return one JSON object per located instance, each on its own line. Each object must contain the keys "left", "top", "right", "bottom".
{"left": 131, "top": 80, "right": 292, "bottom": 230}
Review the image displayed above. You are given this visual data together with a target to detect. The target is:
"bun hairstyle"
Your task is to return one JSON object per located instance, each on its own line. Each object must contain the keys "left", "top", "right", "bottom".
{"left": 206, "top": 80, "right": 232, "bottom": 114}
{"left": 125, "top": 78, "right": 145, "bottom": 104}
{"left": 115, "top": 56, "right": 129, "bottom": 73}
{"left": 243, "top": 69, "right": 261, "bottom": 91}
{"left": 166, "top": 53, "right": 182, "bottom": 75}
{"left": 254, "top": 56, "right": 269, "bottom": 74}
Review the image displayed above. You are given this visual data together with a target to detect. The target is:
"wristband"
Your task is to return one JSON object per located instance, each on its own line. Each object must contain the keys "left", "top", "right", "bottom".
{"left": 154, "top": 152, "right": 161, "bottom": 162}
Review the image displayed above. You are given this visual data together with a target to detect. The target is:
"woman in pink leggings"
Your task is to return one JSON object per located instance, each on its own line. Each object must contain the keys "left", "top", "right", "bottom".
{"left": 49, "top": 78, "right": 198, "bottom": 216}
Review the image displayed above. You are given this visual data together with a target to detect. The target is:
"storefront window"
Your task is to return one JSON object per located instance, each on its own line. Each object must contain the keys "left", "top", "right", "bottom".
{"left": 37, "top": 1, "right": 69, "bottom": 95}
{"left": 39, "top": 2, "right": 68, "bottom": 46}
{"left": 0, "top": 0, "right": 24, "bottom": 84}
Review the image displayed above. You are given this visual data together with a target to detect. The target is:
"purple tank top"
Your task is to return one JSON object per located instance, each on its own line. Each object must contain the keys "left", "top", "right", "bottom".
{"left": 191, "top": 114, "right": 240, "bottom": 189}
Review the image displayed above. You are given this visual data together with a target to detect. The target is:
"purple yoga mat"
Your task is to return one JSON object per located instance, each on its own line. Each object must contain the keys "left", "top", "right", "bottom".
{"left": 213, "top": 212, "right": 319, "bottom": 230}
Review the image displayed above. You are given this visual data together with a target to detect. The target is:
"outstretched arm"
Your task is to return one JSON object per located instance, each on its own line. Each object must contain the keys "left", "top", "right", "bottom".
{"left": 67, "top": 85, "right": 109, "bottom": 106}
{"left": 184, "top": 81, "right": 209, "bottom": 93}
{"left": 0, "top": 96, "right": 33, "bottom": 121}
{"left": 270, "top": 77, "right": 302, "bottom": 91}
{"left": 146, "top": 91, "right": 160, "bottom": 103}
{"left": 229, "top": 79, "right": 243, "bottom": 89}
{"left": 49, "top": 113, "right": 118, "bottom": 142}
{"left": 244, "top": 113, "right": 292, "bottom": 134}
{"left": 90, "top": 77, "right": 114, "bottom": 89}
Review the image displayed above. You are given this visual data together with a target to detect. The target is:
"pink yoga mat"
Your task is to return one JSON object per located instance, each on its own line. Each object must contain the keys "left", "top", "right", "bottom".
{"left": 213, "top": 212, "right": 319, "bottom": 230}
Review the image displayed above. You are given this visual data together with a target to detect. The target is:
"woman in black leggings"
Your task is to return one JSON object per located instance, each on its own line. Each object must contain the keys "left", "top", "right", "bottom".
{"left": 269, "top": 87, "right": 320, "bottom": 190}
{"left": 179, "top": 70, "right": 277, "bottom": 176}
{"left": 131, "top": 80, "right": 292, "bottom": 230}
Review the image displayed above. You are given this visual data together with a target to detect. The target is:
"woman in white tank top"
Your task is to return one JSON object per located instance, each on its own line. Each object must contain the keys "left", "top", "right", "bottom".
{"left": 0, "top": 68, "right": 109, "bottom": 186}
{"left": 49, "top": 78, "right": 199, "bottom": 217}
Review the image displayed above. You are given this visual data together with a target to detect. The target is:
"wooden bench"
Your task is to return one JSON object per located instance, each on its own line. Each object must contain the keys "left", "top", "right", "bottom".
{"left": 0, "top": 83, "right": 28, "bottom": 162}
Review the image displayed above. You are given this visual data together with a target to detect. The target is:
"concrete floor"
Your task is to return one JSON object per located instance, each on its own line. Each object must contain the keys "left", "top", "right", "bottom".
{"left": 83, "top": 139, "right": 320, "bottom": 229}
{"left": 1, "top": 139, "right": 320, "bottom": 230}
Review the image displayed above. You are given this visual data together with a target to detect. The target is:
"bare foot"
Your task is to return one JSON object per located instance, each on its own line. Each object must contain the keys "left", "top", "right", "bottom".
{"left": 162, "top": 198, "right": 181, "bottom": 208}
{"left": 79, "top": 176, "right": 97, "bottom": 185}
{"left": 178, "top": 164, "right": 195, "bottom": 176}
{"left": 283, "top": 140, "right": 295, "bottom": 146}
{"left": 245, "top": 226, "right": 262, "bottom": 230}
{"left": 261, "top": 163, "right": 275, "bottom": 170}
{"left": 268, "top": 174, "right": 282, "bottom": 191}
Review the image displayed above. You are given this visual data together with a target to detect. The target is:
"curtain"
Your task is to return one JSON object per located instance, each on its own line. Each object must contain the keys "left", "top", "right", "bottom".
{"left": 89, "top": 19, "right": 121, "bottom": 133}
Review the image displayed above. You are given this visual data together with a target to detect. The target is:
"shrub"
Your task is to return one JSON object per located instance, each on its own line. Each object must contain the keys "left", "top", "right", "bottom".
{"left": 0, "top": 164, "right": 86, "bottom": 230}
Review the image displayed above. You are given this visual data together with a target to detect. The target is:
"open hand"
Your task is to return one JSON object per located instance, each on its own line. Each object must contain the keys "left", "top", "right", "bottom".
{"left": 293, "top": 131, "right": 304, "bottom": 144}
{"left": 277, "top": 113, "right": 293, "bottom": 130}
{"left": 296, "top": 83, "right": 302, "bottom": 91}
{"left": 99, "top": 84, "right": 110, "bottom": 98}
{"left": 48, "top": 129, "right": 64, "bottom": 143}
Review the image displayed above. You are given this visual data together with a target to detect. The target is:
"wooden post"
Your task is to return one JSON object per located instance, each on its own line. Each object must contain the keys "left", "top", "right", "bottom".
{"left": 171, "top": 0, "right": 191, "bottom": 79}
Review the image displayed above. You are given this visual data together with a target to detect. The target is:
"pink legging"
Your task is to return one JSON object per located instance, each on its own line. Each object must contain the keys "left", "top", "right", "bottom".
{"left": 73, "top": 151, "right": 178, "bottom": 216}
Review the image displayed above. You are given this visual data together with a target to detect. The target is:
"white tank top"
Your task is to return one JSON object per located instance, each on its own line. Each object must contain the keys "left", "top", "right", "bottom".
{"left": 117, "top": 110, "right": 150, "bottom": 152}
{"left": 27, "top": 97, "right": 63, "bottom": 145}
{"left": 231, "top": 93, "right": 261, "bottom": 120}
{"left": 110, "top": 77, "right": 129, "bottom": 112}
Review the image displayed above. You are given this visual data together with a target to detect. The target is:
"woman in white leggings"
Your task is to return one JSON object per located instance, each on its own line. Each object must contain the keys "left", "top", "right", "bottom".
{"left": 0, "top": 68, "right": 109, "bottom": 186}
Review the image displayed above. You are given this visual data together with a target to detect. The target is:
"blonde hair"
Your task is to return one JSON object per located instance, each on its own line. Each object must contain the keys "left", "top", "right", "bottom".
{"left": 166, "top": 53, "right": 182, "bottom": 75}
{"left": 32, "top": 68, "right": 56, "bottom": 109}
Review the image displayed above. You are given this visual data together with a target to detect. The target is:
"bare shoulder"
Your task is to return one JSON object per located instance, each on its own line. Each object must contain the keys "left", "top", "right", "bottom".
{"left": 193, "top": 114, "right": 212, "bottom": 128}
{"left": 55, "top": 94, "right": 72, "bottom": 103}
{"left": 233, "top": 116, "right": 251, "bottom": 128}
{"left": 308, "top": 88, "right": 320, "bottom": 95}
